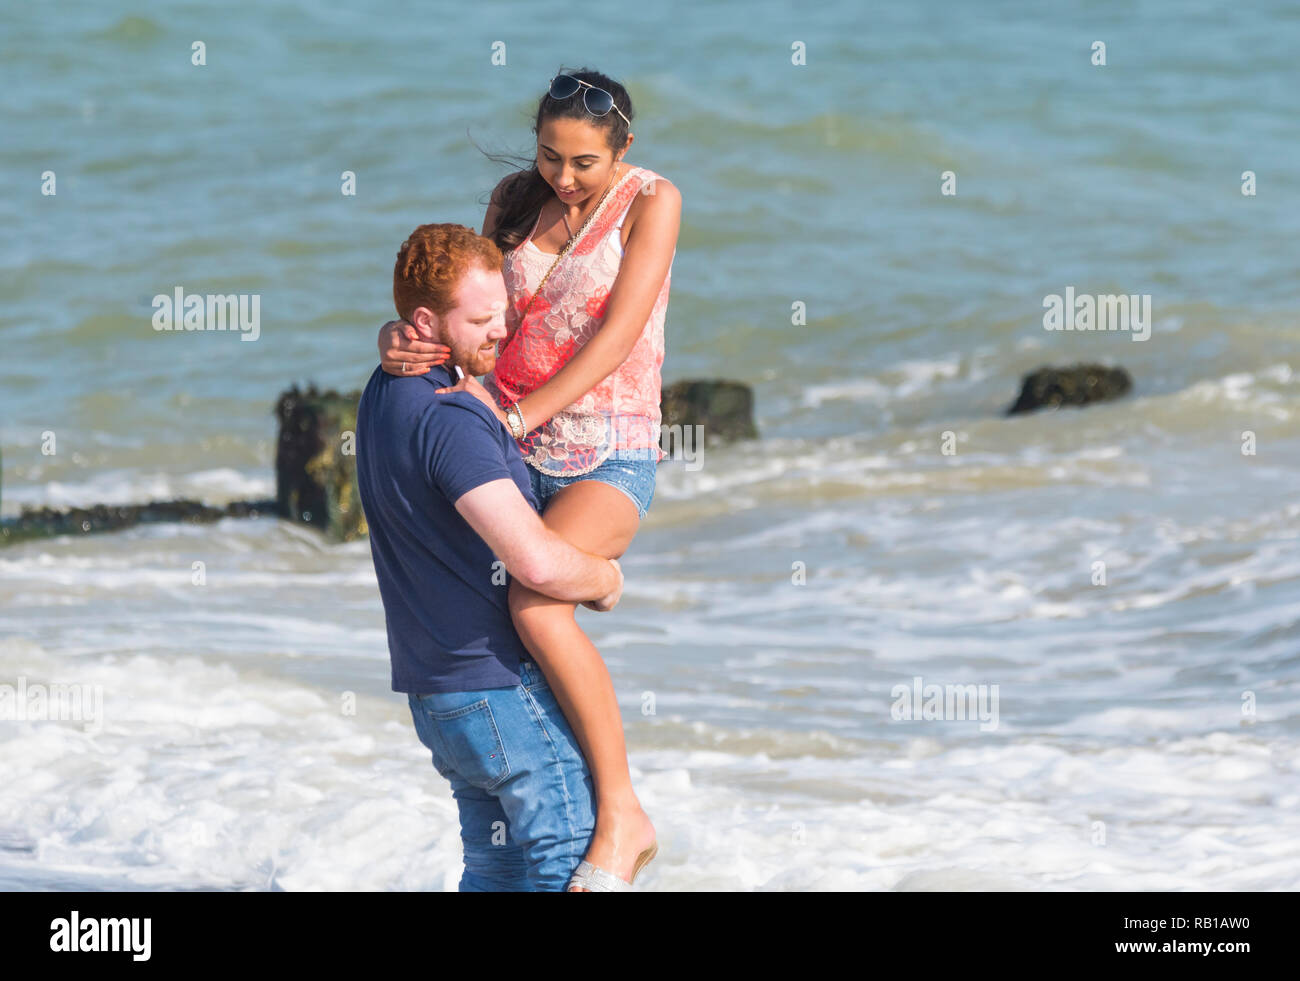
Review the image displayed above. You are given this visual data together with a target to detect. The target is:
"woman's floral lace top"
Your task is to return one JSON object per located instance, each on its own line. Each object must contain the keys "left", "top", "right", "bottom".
{"left": 485, "top": 166, "right": 673, "bottom": 476}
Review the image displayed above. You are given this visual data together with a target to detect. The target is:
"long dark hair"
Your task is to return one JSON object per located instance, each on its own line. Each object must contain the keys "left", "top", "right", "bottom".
{"left": 473, "top": 67, "right": 634, "bottom": 252}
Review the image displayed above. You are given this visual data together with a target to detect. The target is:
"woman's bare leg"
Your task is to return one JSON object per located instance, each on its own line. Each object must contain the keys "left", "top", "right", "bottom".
{"left": 508, "top": 479, "right": 656, "bottom": 890}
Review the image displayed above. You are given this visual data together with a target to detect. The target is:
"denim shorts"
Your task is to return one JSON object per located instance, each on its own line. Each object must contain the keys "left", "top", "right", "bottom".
{"left": 407, "top": 660, "right": 595, "bottom": 891}
{"left": 527, "top": 452, "right": 658, "bottom": 519}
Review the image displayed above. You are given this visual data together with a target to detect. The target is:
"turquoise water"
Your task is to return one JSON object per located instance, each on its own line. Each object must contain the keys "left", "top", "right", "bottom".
{"left": 1, "top": 1, "right": 1298, "bottom": 890}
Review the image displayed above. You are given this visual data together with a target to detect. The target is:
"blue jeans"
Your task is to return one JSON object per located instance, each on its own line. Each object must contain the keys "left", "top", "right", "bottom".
{"left": 407, "top": 659, "right": 595, "bottom": 891}
{"left": 528, "top": 452, "right": 658, "bottom": 520}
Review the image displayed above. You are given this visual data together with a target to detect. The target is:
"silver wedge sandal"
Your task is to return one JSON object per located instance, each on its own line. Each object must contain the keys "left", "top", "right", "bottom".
{"left": 566, "top": 842, "right": 659, "bottom": 891}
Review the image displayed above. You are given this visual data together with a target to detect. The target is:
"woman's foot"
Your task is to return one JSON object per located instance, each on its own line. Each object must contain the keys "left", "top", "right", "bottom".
{"left": 568, "top": 800, "right": 657, "bottom": 891}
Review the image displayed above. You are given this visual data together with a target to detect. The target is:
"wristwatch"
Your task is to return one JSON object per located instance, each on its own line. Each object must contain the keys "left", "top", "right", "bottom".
{"left": 505, "top": 403, "right": 527, "bottom": 440}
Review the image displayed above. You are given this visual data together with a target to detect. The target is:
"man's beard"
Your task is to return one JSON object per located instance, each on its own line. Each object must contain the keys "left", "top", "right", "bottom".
{"left": 445, "top": 337, "right": 498, "bottom": 378}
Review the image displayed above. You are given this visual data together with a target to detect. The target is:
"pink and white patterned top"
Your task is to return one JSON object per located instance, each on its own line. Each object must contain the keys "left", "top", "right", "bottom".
{"left": 485, "top": 165, "right": 674, "bottom": 476}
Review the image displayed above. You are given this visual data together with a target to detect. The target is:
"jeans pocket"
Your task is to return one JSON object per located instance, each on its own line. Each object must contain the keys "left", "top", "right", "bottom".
{"left": 519, "top": 661, "right": 550, "bottom": 691}
{"left": 426, "top": 698, "right": 511, "bottom": 790}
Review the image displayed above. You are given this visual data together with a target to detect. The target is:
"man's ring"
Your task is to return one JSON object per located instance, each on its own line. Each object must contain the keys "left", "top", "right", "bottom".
{"left": 402, "top": 362, "right": 410, "bottom": 373}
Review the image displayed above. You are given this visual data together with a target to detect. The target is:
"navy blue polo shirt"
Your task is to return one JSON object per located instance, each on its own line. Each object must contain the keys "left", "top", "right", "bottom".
{"left": 356, "top": 362, "right": 539, "bottom": 693}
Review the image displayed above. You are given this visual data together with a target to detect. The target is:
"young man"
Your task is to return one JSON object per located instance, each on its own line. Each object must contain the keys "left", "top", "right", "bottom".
{"left": 355, "top": 223, "right": 623, "bottom": 891}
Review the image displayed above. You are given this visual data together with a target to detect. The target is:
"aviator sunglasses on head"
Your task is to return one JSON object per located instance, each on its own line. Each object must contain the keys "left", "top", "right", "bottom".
{"left": 548, "top": 74, "right": 631, "bottom": 127}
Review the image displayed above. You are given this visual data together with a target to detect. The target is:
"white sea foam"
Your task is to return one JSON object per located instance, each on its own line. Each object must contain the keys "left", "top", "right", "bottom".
{"left": 1, "top": 638, "right": 1297, "bottom": 890}
{"left": 2, "top": 468, "right": 273, "bottom": 513}
{"left": 801, "top": 356, "right": 967, "bottom": 409}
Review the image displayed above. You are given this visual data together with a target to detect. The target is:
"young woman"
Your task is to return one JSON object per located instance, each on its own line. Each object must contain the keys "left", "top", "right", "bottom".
{"left": 376, "top": 68, "right": 680, "bottom": 891}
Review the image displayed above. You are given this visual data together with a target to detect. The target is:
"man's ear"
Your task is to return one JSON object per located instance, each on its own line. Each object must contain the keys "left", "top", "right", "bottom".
{"left": 411, "top": 307, "right": 438, "bottom": 339}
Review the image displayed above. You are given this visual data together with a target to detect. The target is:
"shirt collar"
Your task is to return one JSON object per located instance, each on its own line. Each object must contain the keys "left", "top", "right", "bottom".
{"left": 421, "top": 362, "right": 455, "bottom": 390}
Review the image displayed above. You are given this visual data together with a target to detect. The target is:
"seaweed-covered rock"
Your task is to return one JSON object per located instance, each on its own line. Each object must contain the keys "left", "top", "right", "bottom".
{"left": 660, "top": 379, "right": 758, "bottom": 446}
{"left": 0, "top": 376, "right": 761, "bottom": 549}
{"left": 0, "top": 498, "right": 278, "bottom": 547}
{"left": 274, "top": 384, "right": 365, "bottom": 542}
{"left": 1006, "top": 363, "right": 1133, "bottom": 416}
